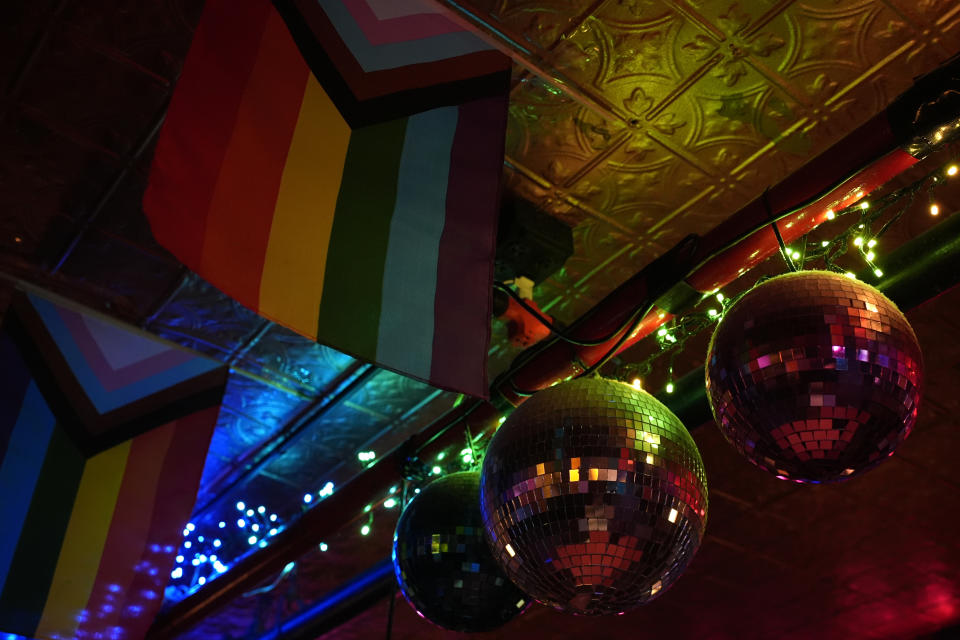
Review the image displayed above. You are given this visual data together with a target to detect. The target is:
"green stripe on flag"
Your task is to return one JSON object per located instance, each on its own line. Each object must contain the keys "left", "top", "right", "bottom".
{"left": 317, "top": 117, "right": 408, "bottom": 360}
{"left": 0, "top": 425, "right": 86, "bottom": 636}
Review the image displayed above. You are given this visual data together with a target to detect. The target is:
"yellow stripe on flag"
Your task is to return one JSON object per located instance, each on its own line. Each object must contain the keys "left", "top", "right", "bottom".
{"left": 258, "top": 75, "right": 352, "bottom": 338}
{"left": 35, "top": 441, "right": 131, "bottom": 639}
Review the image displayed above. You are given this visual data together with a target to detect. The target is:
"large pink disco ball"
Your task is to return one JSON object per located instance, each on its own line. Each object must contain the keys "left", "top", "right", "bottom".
{"left": 706, "top": 270, "right": 923, "bottom": 483}
{"left": 480, "top": 377, "right": 708, "bottom": 615}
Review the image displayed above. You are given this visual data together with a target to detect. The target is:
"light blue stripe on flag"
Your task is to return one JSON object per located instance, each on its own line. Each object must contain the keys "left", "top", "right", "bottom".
{"left": 318, "top": 0, "right": 491, "bottom": 72}
{"left": 0, "top": 382, "right": 57, "bottom": 593}
{"left": 376, "top": 106, "right": 459, "bottom": 379}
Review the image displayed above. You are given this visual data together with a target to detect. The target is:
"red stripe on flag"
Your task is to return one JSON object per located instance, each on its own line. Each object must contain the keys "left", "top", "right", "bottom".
{"left": 114, "top": 406, "right": 219, "bottom": 639}
{"left": 74, "top": 424, "right": 175, "bottom": 639}
{"left": 143, "top": 0, "right": 273, "bottom": 269}
{"left": 197, "top": 7, "right": 311, "bottom": 309}
{"left": 430, "top": 95, "right": 508, "bottom": 398}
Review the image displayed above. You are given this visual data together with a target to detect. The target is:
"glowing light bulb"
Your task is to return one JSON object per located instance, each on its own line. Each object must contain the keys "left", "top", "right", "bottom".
{"left": 708, "top": 308, "right": 718, "bottom": 317}
{"left": 319, "top": 542, "right": 329, "bottom": 552}
{"left": 361, "top": 525, "right": 371, "bottom": 536}
{"left": 825, "top": 209, "right": 835, "bottom": 220}
{"left": 930, "top": 203, "right": 940, "bottom": 216}
{"left": 248, "top": 536, "right": 257, "bottom": 545}
{"left": 948, "top": 165, "right": 958, "bottom": 176}
{"left": 866, "top": 251, "right": 876, "bottom": 261}
{"left": 853, "top": 237, "right": 864, "bottom": 247}
{"left": 303, "top": 493, "right": 313, "bottom": 504}
{"left": 790, "top": 250, "right": 801, "bottom": 260}
{"left": 821, "top": 240, "right": 830, "bottom": 247}
{"left": 218, "top": 521, "right": 226, "bottom": 529}
{"left": 270, "top": 514, "right": 278, "bottom": 522}
{"left": 384, "top": 498, "right": 397, "bottom": 509}
{"left": 236, "top": 501, "right": 245, "bottom": 511}
{"left": 213, "top": 539, "right": 221, "bottom": 548}
{"left": 175, "top": 555, "right": 184, "bottom": 564}
{"left": 874, "top": 268, "right": 884, "bottom": 277}
{"left": 171, "top": 567, "right": 183, "bottom": 580}
{"left": 237, "top": 519, "right": 246, "bottom": 528}
{"left": 716, "top": 293, "right": 724, "bottom": 303}
{"left": 666, "top": 382, "right": 675, "bottom": 393}
{"left": 631, "top": 378, "right": 643, "bottom": 390}
{"left": 867, "top": 238, "right": 877, "bottom": 248}
{"left": 183, "top": 541, "right": 192, "bottom": 549}
{"left": 860, "top": 202, "right": 869, "bottom": 210}
{"left": 245, "top": 509, "right": 254, "bottom": 517}
{"left": 432, "top": 466, "right": 442, "bottom": 475}
{"left": 844, "top": 272, "right": 856, "bottom": 280}
{"left": 257, "top": 506, "right": 266, "bottom": 514}
{"left": 364, "top": 503, "right": 372, "bottom": 513}
{"left": 251, "top": 524, "right": 259, "bottom": 533}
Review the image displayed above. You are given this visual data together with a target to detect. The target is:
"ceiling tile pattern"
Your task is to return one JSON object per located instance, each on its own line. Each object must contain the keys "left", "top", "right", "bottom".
{"left": 464, "top": 0, "right": 960, "bottom": 326}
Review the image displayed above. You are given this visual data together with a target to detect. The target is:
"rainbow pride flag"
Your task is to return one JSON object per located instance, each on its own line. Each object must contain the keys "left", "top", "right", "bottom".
{"left": 0, "top": 289, "right": 226, "bottom": 640}
{"left": 143, "top": 0, "right": 511, "bottom": 397}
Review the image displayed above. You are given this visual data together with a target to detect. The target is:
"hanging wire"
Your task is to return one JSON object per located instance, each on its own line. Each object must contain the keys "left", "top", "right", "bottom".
{"left": 761, "top": 188, "right": 798, "bottom": 272}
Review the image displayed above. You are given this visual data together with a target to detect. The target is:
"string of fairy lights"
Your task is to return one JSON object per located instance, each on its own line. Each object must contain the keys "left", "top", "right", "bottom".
{"left": 166, "top": 156, "right": 958, "bottom": 600}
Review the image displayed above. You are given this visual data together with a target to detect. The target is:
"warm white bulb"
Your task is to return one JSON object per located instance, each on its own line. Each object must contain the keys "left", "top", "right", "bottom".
{"left": 866, "top": 251, "right": 876, "bottom": 261}
{"left": 825, "top": 209, "right": 835, "bottom": 220}
{"left": 874, "top": 268, "right": 884, "bottom": 277}
{"left": 930, "top": 203, "right": 940, "bottom": 216}
{"left": 867, "top": 238, "right": 877, "bottom": 248}
{"left": 948, "top": 165, "right": 958, "bottom": 176}
{"left": 853, "top": 237, "right": 863, "bottom": 247}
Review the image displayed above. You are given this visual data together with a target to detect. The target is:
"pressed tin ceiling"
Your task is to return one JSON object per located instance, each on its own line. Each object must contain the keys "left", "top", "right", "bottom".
{"left": 464, "top": 0, "right": 960, "bottom": 328}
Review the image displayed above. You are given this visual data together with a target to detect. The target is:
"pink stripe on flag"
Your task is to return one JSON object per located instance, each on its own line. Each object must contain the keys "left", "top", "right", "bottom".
{"left": 430, "top": 94, "right": 508, "bottom": 398}
{"left": 74, "top": 424, "right": 175, "bottom": 638}
{"left": 343, "top": 0, "right": 462, "bottom": 46}
{"left": 56, "top": 307, "right": 194, "bottom": 392}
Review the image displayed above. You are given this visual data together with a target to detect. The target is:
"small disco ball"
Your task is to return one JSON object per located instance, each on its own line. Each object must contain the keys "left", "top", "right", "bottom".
{"left": 706, "top": 270, "right": 923, "bottom": 483}
{"left": 392, "top": 471, "right": 528, "bottom": 632}
{"left": 480, "top": 377, "right": 708, "bottom": 616}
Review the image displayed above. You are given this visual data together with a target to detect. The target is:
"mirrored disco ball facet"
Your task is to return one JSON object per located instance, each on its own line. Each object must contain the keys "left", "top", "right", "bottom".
{"left": 392, "top": 471, "right": 528, "bottom": 632}
{"left": 706, "top": 270, "right": 923, "bottom": 483}
{"left": 480, "top": 377, "right": 708, "bottom": 615}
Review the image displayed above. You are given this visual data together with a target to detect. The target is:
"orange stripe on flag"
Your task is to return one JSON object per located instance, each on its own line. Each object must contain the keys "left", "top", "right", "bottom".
{"left": 34, "top": 441, "right": 131, "bottom": 639}
{"left": 259, "top": 77, "right": 352, "bottom": 338}
{"left": 199, "top": 8, "right": 311, "bottom": 309}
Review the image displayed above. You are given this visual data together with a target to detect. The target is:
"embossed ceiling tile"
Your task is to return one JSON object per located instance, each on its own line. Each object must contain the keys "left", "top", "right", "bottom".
{"left": 0, "top": 110, "right": 111, "bottom": 260}
{"left": 57, "top": 230, "right": 183, "bottom": 317}
{"left": 240, "top": 323, "right": 355, "bottom": 396}
{"left": 196, "top": 410, "right": 277, "bottom": 496}
{"left": 492, "top": 1, "right": 595, "bottom": 50}
{"left": 507, "top": 84, "right": 608, "bottom": 191}
{"left": 148, "top": 273, "right": 265, "bottom": 358}
{"left": 594, "top": 0, "right": 675, "bottom": 27}
{"left": 18, "top": 22, "right": 170, "bottom": 157}
{"left": 1, "top": 2, "right": 52, "bottom": 88}
{"left": 872, "top": 0, "right": 960, "bottom": 33}
{"left": 346, "top": 369, "right": 439, "bottom": 420}
{"left": 60, "top": 0, "right": 203, "bottom": 82}
{"left": 221, "top": 373, "right": 307, "bottom": 444}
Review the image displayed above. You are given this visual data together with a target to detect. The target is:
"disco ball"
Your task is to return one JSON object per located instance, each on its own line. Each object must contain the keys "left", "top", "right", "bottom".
{"left": 392, "top": 471, "right": 528, "bottom": 632}
{"left": 480, "top": 377, "right": 708, "bottom": 615}
{"left": 706, "top": 270, "right": 923, "bottom": 483}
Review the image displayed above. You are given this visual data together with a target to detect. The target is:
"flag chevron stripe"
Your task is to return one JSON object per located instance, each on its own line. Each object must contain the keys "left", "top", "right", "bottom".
{"left": 276, "top": 0, "right": 510, "bottom": 127}
{"left": 376, "top": 106, "right": 459, "bottom": 379}
{"left": 258, "top": 74, "right": 352, "bottom": 337}
{"left": 0, "top": 382, "right": 56, "bottom": 596}
{"left": 319, "top": 0, "right": 492, "bottom": 72}
{"left": 29, "top": 295, "right": 221, "bottom": 414}
{"left": 316, "top": 117, "right": 409, "bottom": 360}
{"left": 199, "top": 8, "right": 311, "bottom": 311}
{"left": 343, "top": 0, "right": 462, "bottom": 45}
{"left": 0, "top": 333, "right": 33, "bottom": 463}
{"left": 0, "top": 426, "right": 86, "bottom": 636}
{"left": 35, "top": 440, "right": 131, "bottom": 639}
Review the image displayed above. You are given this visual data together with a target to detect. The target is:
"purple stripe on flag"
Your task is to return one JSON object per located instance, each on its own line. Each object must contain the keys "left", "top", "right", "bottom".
{"left": 430, "top": 94, "right": 508, "bottom": 397}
